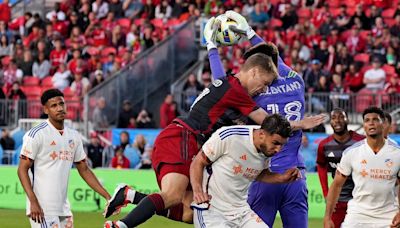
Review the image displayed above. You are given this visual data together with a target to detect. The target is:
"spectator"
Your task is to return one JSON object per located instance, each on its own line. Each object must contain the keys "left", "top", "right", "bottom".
{"left": 110, "top": 25, "right": 125, "bottom": 48}
{"left": 86, "top": 132, "right": 104, "bottom": 168}
{"left": 0, "top": 128, "right": 15, "bottom": 164}
{"left": 103, "top": 53, "right": 116, "bottom": 76}
{"left": 123, "top": 0, "right": 143, "bottom": 19}
{"left": 141, "top": 0, "right": 156, "bottom": 19}
{"left": 159, "top": 94, "right": 175, "bottom": 128}
{"left": 91, "top": 69, "right": 104, "bottom": 88}
{"left": 242, "top": 0, "right": 255, "bottom": 18}
{"left": 319, "top": 14, "right": 336, "bottom": 37}
{"left": 367, "top": 5, "right": 380, "bottom": 29}
{"left": 102, "top": 12, "right": 117, "bottom": 32}
{"left": 140, "top": 144, "right": 153, "bottom": 169}
{"left": 117, "top": 99, "right": 137, "bottom": 128}
{"left": 67, "top": 26, "right": 87, "bottom": 49}
{"left": 132, "top": 134, "right": 146, "bottom": 156}
{"left": 335, "top": 5, "right": 350, "bottom": 30}
{"left": 32, "top": 52, "right": 51, "bottom": 79}
{"left": 384, "top": 74, "right": 400, "bottom": 95}
{"left": 171, "top": 0, "right": 184, "bottom": 18}
{"left": 8, "top": 82, "right": 26, "bottom": 100}
{"left": 386, "top": 46, "right": 397, "bottom": 66}
{"left": 111, "top": 146, "right": 130, "bottom": 169}
{"left": 0, "top": 0, "right": 11, "bottom": 23}
{"left": 204, "top": 0, "right": 222, "bottom": 16}
{"left": 92, "top": 97, "right": 109, "bottom": 130}
{"left": 126, "top": 24, "right": 139, "bottom": 48}
{"left": 314, "top": 39, "right": 329, "bottom": 66}
{"left": 3, "top": 60, "right": 23, "bottom": 94}
{"left": 182, "top": 73, "right": 203, "bottom": 110}
{"left": 79, "top": 3, "right": 91, "bottom": 32}
{"left": 346, "top": 26, "right": 365, "bottom": 55}
{"left": 67, "top": 11, "right": 80, "bottom": 35}
{"left": 155, "top": 0, "right": 172, "bottom": 20}
{"left": 49, "top": 39, "right": 67, "bottom": 72}
{"left": 392, "top": 15, "right": 400, "bottom": 37}
{"left": 52, "top": 63, "right": 71, "bottom": 91}
{"left": 249, "top": 3, "right": 269, "bottom": 26}
{"left": 118, "top": 131, "right": 130, "bottom": 150}
{"left": 349, "top": 4, "right": 369, "bottom": 30}
{"left": 17, "top": 50, "right": 34, "bottom": 76}
{"left": 201, "top": 70, "right": 212, "bottom": 87}
{"left": 335, "top": 46, "right": 353, "bottom": 70}
{"left": 109, "top": 0, "right": 124, "bottom": 18}
{"left": 70, "top": 72, "right": 90, "bottom": 98}
{"left": 92, "top": 0, "right": 109, "bottom": 19}
{"left": 0, "top": 34, "right": 11, "bottom": 57}
{"left": 280, "top": 3, "right": 298, "bottom": 30}
{"left": 136, "top": 109, "right": 155, "bottom": 128}
{"left": 142, "top": 25, "right": 154, "bottom": 50}
{"left": 363, "top": 58, "right": 386, "bottom": 92}
{"left": 303, "top": 59, "right": 330, "bottom": 92}
{"left": 344, "top": 62, "right": 365, "bottom": 93}
{"left": 371, "top": 17, "right": 385, "bottom": 37}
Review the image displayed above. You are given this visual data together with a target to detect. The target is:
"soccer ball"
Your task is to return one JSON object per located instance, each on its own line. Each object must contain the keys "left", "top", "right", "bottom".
{"left": 215, "top": 14, "right": 242, "bottom": 46}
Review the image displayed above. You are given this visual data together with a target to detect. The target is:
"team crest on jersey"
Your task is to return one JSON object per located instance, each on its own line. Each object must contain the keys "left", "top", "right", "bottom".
{"left": 287, "top": 70, "right": 298, "bottom": 78}
{"left": 385, "top": 159, "right": 393, "bottom": 168}
{"left": 212, "top": 79, "right": 223, "bottom": 87}
{"left": 68, "top": 139, "right": 75, "bottom": 149}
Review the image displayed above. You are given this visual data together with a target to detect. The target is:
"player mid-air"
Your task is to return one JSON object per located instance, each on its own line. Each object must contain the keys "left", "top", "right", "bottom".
{"left": 209, "top": 11, "right": 313, "bottom": 227}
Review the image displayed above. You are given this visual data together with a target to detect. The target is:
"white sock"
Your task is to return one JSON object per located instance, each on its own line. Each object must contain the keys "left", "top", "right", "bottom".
{"left": 116, "top": 221, "right": 128, "bottom": 228}
{"left": 126, "top": 189, "right": 136, "bottom": 203}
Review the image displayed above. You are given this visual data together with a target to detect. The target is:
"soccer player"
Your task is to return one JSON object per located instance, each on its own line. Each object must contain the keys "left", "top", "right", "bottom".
{"left": 317, "top": 108, "right": 365, "bottom": 228}
{"left": 190, "top": 114, "right": 300, "bottom": 228}
{"left": 17, "top": 89, "right": 111, "bottom": 228}
{"left": 212, "top": 10, "right": 315, "bottom": 227}
{"left": 104, "top": 16, "right": 325, "bottom": 228}
{"left": 383, "top": 111, "right": 398, "bottom": 145}
{"left": 324, "top": 107, "right": 400, "bottom": 228}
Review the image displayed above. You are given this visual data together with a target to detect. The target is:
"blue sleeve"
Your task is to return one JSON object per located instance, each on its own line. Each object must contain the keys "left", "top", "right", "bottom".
{"left": 208, "top": 48, "right": 226, "bottom": 80}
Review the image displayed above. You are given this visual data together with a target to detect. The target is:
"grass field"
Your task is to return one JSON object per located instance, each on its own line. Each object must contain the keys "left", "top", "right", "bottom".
{"left": 0, "top": 209, "right": 323, "bottom": 227}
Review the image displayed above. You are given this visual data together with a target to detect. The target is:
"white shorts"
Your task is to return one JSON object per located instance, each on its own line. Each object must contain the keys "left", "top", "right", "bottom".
{"left": 29, "top": 215, "right": 73, "bottom": 228}
{"left": 341, "top": 223, "right": 389, "bottom": 228}
{"left": 193, "top": 207, "right": 267, "bottom": 228}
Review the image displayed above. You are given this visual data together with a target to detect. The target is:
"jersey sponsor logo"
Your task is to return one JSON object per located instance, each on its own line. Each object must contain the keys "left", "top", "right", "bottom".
{"left": 233, "top": 164, "right": 243, "bottom": 175}
{"left": 50, "top": 141, "right": 56, "bottom": 146}
{"left": 212, "top": 79, "right": 223, "bottom": 87}
{"left": 243, "top": 167, "right": 262, "bottom": 179}
{"left": 260, "top": 81, "right": 302, "bottom": 95}
{"left": 360, "top": 169, "right": 368, "bottom": 177}
{"left": 327, "top": 152, "right": 335, "bottom": 157}
{"left": 240, "top": 154, "right": 247, "bottom": 161}
{"left": 385, "top": 159, "right": 393, "bottom": 168}
{"left": 369, "top": 168, "right": 393, "bottom": 180}
{"left": 50, "top": 150, "right": 74, "bottom": 161}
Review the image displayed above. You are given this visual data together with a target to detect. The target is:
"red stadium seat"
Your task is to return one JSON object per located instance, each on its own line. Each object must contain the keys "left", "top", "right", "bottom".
{"left": 269, "top": 18, "right": 283, "bottom": 28}
{"left": 359, "top": 30, "right": 371, "bottom": 40}
{"left": 118, "top": 18, "right": 131, "bottom": 30}
{"left": 382, "top": 8, "right": 395, "bottom": 18}
{"left": 346, "top": 7, "right": 356, "bottom": 16}
{"left": 23, "top": 77, "right": 40, "bottom": 86}
{"left": 63, "top": 87, "right": 75, "bottom": 98}
{"left": 87, "top": 46, "right": 100, "bottom": 56}
{"left": 328, "top": 0, "right": 341, "bottom": 8}
{"left": 27, "top": 98, "right": 42, "bottom": 118}
{"left": 101, "top": 47, "right": 117, "bottom": 57}
{"left": 166, "top": 18, "right": 182, "bottom": 28}
{"left": 383, "top": 64, "right": 396, "bottom": 75}
{"left": 354, "top": 53, "right": 370, "bottom": 63}
{"left": 151, "top": 18, "right": 164, "bottom": 28}
{"left": 22, "top": 86, "right": 41, "bottom": 98}
{"left": 297, "top": 8, "right": 312, "bottom": 19}
{"left": 329, "top": 8, "right": 341, "bottom": 17}
{"left": 41, "top": 76, "right": 53, "bottom": 87}
{"left": 1, "top": 56, "right": 10, "bottom": 67}
{"left": 384, "top": 18, "right": 396, "bottom": 27}
{"left": 65, "top": 96, "right": 82, "bottom": 120}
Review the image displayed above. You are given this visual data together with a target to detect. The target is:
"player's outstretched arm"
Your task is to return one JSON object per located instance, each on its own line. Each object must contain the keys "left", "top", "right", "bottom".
{"left": 204, "top": 17, "right": 226, "bottom": 80}
{"left": 190, "top": 151, "right": 212, "bottom": 204}
{"left": 324, "top": 170, "right": 347, "bottom": 228}
{"left": 17, "top": 157, "right": 44, "bottom": 224}
{"left": 256, "top": 168, "right": 300, "bottom": 183}
{"left": 75, "top": 160, "right": 111, "bottom": 200}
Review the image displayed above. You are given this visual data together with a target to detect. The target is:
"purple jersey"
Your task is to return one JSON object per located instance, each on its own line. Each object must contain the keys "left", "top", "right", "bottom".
{"left": 253, "top": 57, "right": 306, "bottom": 172}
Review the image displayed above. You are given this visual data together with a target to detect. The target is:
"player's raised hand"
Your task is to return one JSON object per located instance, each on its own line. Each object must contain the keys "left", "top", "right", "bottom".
{"left": 391, "top": 212, "right": 400, "bottom": 227}
{"left": 323, "top": 216, "right": 335, "bottom": 228}
{"left": 193, "top": 190, "right": 212, "bottom": 204}
{"left": 29, "top": 198, "right": 44, "bottom": 224}
{"left": 204, "top": 17, "right": 220, "bottom": 51}
{"left": 300, "top": 114, "right": 327, "bottom": 130}
{"left": 225, "top": 10, "right": 256, "bottom": 39}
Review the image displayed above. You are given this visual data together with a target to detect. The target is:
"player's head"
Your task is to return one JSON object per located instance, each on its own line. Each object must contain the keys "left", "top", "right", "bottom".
{"left": 256, "top": 114, "right": 292, "bottom": 157}
{"left": 41, "top": 89, "right": 66, "bottom": 122}
{"left": 243, "top": 42, "right": 279, "bottom": 67}
{"left": 240, "top": 53, "right": 278, "bottom": 97}
{"left": 383, "top": 111, "right": 392, "bottom": 139}
{"left": 330, "top": 108, "right": 349, "bottom": 135}
{"left": 362, "top": 107, "right": 385, "bottom": 138}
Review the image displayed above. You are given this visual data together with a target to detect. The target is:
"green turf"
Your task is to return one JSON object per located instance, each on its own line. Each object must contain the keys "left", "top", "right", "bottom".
{"left": 0, "top": 209, "right": 323, "bottom": 227}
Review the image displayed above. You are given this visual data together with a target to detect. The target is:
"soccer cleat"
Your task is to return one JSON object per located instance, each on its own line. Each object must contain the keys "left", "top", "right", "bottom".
{"left": 104, "top": 221, "right": 120, "bottom": 228}
{"left": 104, "top": 184, "right": 132, "bottom": 218}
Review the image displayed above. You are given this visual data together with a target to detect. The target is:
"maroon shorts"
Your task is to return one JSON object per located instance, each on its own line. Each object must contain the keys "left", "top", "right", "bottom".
{"left": 151, "top": 123, "right": 199, "bottom": 189}
{"left": 331, "top": 201, "right": 348, "bottom": 228}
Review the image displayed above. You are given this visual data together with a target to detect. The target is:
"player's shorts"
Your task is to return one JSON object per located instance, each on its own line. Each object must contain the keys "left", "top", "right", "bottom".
{"left": 151, "top": 123, "right": 199, "bottom": 188}
{"left": 193, "top": 207, "right": 268, "bottom": 228}
{"left": 248, "top": 169, "right": 308, "bottom": 228}
{"left": 331, "top": 201, "right": 347, "bottom": 228}
{"left": 29, "top": 215, "right": 73, "bottom": 228}
{"left": 341, "top": 212, "right": 396, "bottom": 228}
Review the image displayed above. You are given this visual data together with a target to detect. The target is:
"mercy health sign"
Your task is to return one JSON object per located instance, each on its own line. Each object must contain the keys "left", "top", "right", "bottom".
{"left": 0, "top": 166, "right": 327, "bottom": 218}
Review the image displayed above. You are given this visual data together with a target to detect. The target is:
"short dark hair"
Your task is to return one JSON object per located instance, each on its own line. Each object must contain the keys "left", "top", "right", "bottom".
{"left": 41, "top": 89, "right": 64, "bottom": 105}
{"left": 384, "top": 112, "right": 392, "bottom": 124}
{"left": 261, "top": 114, "right": 292, "bottom": 138}
{"left": 243, "top": 42, "right": 279, "bottom": 67}
{"left": 330, "top": 107, "right": 348, "bottom": 118}
{"left": 362, "top": 107, "right": 385, "bottom": 120}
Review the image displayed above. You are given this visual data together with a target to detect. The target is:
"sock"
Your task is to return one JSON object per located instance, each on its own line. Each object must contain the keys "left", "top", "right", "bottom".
{"left": 126, "top": 189, "right": 147, "bottom": 204}
{"left": 120, "top": 193, "right": 165, "bottom": 227}
{"left": 156, "top": 203, "right": 184, "bottom": 221}
{"left": 116, "top": 221, "right": 128, "bottom": 228}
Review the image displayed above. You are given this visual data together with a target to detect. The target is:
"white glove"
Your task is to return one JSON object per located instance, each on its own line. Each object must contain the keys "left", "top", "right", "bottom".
{"left": 204, "top": 17, "right": 220, "bottom": 51}
{"left": 225, "top": 10, "right": 256, "bottom": 39}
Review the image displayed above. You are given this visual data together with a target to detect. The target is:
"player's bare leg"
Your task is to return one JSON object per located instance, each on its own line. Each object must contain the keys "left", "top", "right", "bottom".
{"left": 106, "top": 173, "right": 190, "bottom": 228}
{"left": 182, "top": 190, "right": 194, "bottom": 223}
